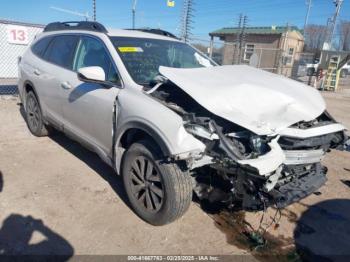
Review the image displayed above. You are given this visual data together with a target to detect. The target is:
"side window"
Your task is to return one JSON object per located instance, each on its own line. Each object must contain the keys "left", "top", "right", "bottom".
{"left": 31, "top": 37, "right": 53, "bottom": 58}
{"left": 73, "top": 36, "right": 121, "bottom": 85}
{"left": 45, "top": 35, "right": 79, "bottom": 69}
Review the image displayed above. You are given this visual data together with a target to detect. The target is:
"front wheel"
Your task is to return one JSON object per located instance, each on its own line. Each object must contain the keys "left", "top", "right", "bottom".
{"left": 122, "top": 140, "right": 193, "bottom": 226}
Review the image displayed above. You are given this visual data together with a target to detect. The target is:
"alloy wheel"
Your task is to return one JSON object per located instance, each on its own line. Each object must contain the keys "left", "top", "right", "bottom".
{"left": 129, "top": 156, "right": 164, "bottom": 212}
{"left": 27, "top": 95, "right": 40, "bottom": 131}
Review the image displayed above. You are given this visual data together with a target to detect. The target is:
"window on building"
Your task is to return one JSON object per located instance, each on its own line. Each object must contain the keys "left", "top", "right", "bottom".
{"left": 288, "top": 47, "right": 294, "bottom": 55}
{"left": 283, "top": 47, "right": 294, "bottom": 65}
{"left": 244, "top": 44, "right": 255, "bottom": 61}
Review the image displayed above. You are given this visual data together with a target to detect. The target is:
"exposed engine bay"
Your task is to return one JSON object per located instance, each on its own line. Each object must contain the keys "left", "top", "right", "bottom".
{"left": 145, "top": 74, "right": 348, "bottom": 211}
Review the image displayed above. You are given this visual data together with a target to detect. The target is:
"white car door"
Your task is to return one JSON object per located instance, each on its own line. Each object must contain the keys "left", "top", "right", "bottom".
{"left": 34, "top": 35, "right": 80, "bottom": 127}
{"left": 60, "top": 35, "right": 121, "bottom": 156}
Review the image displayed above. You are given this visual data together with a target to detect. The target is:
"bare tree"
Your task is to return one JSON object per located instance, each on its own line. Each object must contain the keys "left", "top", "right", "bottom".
{"left": 192, "top": 43, "right": 208, "bottom": 54}
{"left": 304, "top": 24, "right": 328, "bottom": 51}
{"left": 338, "top": 20, "right": 350, "bottom": 51}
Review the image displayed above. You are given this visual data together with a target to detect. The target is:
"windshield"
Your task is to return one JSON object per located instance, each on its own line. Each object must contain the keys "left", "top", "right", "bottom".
{"left": 110, "top": 37, "right": 215, "bottom": 85}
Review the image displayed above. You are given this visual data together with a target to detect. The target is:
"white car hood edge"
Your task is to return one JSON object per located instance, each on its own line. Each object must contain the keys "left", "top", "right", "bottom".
{"left": 159, "top": 65, "right": 326, "bottom": 135}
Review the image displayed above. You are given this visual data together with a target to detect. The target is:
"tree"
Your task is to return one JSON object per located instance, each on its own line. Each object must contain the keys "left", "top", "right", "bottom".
{"left": 338, "top": 20, "right": 350, "bottom": 51}
{"left": 304, "top": 24, "right": 328, "bottom": 51}
{"left": 192, "top": 43, "right": 208, "bottom": 54}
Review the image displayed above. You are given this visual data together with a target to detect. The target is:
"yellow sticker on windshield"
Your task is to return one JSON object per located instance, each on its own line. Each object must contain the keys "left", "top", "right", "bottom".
{"left": 118, "top": 47, "right": 143, "bottom": 53}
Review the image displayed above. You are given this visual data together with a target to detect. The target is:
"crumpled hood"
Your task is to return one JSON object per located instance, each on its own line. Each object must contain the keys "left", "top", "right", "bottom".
{"left": 159, "top": 65, "right": 326, "bottom": 135}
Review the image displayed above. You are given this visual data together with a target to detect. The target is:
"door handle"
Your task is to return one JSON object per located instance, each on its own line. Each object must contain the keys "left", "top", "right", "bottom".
{"left": 34, "top": 69, "right": 41, "bottom": 76}
{"left": 61, "top": 82, "right": 72, "bottom": 90}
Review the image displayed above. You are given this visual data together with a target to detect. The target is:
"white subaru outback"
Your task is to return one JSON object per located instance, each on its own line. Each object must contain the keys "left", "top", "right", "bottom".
{"left": 18, "top": 21, "right": 348, "bottom": 225}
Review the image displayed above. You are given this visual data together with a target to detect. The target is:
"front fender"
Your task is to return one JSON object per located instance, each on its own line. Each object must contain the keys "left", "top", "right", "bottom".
{"left": 113, "top": 87, "right": 206, "bottom": 173}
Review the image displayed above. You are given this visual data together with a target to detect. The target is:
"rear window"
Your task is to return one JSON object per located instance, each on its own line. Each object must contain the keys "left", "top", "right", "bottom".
{"left": 45, "top": 35, "right": 79, "bottom": 69}
{"left": 31, "top": 37, "right": 53, "bottom": 58}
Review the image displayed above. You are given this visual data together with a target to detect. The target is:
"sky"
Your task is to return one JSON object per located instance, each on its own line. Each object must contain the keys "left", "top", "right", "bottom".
{"left": 1, "top": 0, "right": 350, "bottom": 39}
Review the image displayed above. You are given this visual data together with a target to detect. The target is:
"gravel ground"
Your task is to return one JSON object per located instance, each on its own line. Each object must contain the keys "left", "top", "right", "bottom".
{"left": 0, "top": 84, "right": 350, "bottom": 260}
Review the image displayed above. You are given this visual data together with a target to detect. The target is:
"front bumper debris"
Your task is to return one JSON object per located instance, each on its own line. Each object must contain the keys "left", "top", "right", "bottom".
{"left": 268, "top": 165, "right": 327, "bottom": 208}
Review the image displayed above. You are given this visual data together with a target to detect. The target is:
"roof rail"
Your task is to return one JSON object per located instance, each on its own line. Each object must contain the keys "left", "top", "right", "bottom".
{"left": 44, "top": 21, "right": 108, "bottom": 33}
{"left": 128, "top": 28, "right": 178, "bottom": 39}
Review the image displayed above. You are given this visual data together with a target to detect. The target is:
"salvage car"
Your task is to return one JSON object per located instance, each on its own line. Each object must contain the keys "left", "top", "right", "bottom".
{"left": 18, "top": 22, "right": 348, "bottom": 225}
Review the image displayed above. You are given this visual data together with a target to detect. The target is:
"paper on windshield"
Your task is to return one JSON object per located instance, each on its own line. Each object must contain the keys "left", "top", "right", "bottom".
{"left": 118, "top": 47, "right": 144, "bottom": 53}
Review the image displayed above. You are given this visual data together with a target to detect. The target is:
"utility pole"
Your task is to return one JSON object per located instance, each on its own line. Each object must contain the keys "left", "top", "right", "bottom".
{"left": 323, "top": 0, "right": 343, "bottom": 50}
{"left": 234, "top": 14, "right": 242, "bottom": 64}
{"left": 180, "top": 0, "right": 195, "bottom": 42}
{"left": 233, "top": 14, "right": 247, "bottom": 64}
{"left": 132, "top": 0, "right": 138, "bottom": 29}
{"left": 330, "top": 0, "right": 343, "bottom": 45}
{"left": 92, "top": 0, "right": 96, "bottom": 21}
{"left": 303, "top": 0, "right": 312, "bottom": 37}
{"left": 240, "top": 15, "right": 248, "bottom": 63}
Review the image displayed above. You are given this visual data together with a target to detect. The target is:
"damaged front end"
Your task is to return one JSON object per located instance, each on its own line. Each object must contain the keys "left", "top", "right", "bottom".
{"left": 192, "top": 112, "right": 348, "bottom": 211}
{"left": 146, "top": 70, "right": 348, "bottom": 211}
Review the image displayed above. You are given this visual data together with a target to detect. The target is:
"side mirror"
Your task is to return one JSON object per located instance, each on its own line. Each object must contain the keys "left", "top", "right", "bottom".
{"left": 77, "top": 66, "right": 106, "bottom": 84}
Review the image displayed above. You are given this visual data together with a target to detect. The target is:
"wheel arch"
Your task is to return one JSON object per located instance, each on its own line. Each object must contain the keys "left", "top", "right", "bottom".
{"left": 117, "top": 122, "right": 172, "bottom": 156}
{"left": 23, "top": 80, "right": 40, "bottom": 106}
{"left": 114, "top": 121, "right": 172, "bottom": 174}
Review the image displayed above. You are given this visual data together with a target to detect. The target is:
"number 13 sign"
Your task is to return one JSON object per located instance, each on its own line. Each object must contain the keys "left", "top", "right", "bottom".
{"left": 6, "top": 25, "right": 29, "bottom": 45}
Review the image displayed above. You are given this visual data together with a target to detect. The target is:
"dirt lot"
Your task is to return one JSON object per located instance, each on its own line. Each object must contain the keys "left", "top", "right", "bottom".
{"left": 0, "top": 83, "right": 350, "bottom": 260}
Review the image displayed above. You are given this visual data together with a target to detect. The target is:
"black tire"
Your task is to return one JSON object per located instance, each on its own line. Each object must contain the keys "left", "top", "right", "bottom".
{"left": 122, "top": 140, "right": 192, "bottom": 226}
{"left": 25, "top": 91, "right": 49, "bottom": 137}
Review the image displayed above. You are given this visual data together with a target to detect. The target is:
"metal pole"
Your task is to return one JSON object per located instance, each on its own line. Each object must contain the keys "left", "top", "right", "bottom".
{"left": 330, "top": 0, "right": 343, "bottom": 43}
{"left": 132, "top": 0, "right": 138, "bottom": 29}
{"left": 303, "top": 0, "right": 312, "bottom": 37}
{"left": 209, "top": 35, "right": 214, "bottom": 58}
{"left": 258, "top": 48, "right": 262, "bottom": 68}
{"left": 93, "top": 0, "right": 96, "bottom": 21}
{"left": 323, "top": 0, "right": 343, "bottom": 50}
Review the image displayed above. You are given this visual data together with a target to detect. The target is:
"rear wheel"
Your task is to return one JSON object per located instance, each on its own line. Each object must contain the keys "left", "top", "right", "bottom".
{"left": 25, "top": 91, "right": 49, "bottom": 137}
{"left": 122, "top": 140, "right": 193, "bottom": 226}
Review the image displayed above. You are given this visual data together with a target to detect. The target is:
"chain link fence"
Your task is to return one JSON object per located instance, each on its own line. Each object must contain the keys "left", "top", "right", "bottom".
{"left": 0, "top": 78, "right": 18, "bottom": 96}
{"left": 0, "top": 20, "right": 43, "bottom": 96}
{"left": 189, "top": 38, "right": 328, "bottom": 85}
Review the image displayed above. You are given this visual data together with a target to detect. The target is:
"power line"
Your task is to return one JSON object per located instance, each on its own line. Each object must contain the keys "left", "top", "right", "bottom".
{"left": 50, "top": 6, "right": 89, "bottom": 21}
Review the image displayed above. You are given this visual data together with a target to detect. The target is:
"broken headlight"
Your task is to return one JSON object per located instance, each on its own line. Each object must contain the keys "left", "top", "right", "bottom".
{"left": 250, "top": 135, "right": 269, "bottom": 155}
{"left": 227, "top": 132, "right": 271, "bottom": 158}
{"left": 184, "top": 124, "right": 218, "bottom": 141}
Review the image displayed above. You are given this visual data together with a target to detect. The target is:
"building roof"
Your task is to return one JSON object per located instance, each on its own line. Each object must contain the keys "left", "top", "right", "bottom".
{"left": 0, "top": 19, "right": 44, "bottom": 28}
{"left": 210, "top": 26, "right": 300, "bottom": 36}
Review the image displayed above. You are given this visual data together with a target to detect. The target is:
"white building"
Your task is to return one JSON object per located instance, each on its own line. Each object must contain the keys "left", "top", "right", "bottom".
{"left": 0, "top": 19, "right": 44, "bottom": 78}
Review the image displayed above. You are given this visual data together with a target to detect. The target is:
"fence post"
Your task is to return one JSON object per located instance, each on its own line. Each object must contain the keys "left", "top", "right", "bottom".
{"left": 209, "top": 35, "right": 214, "bottom": 58}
